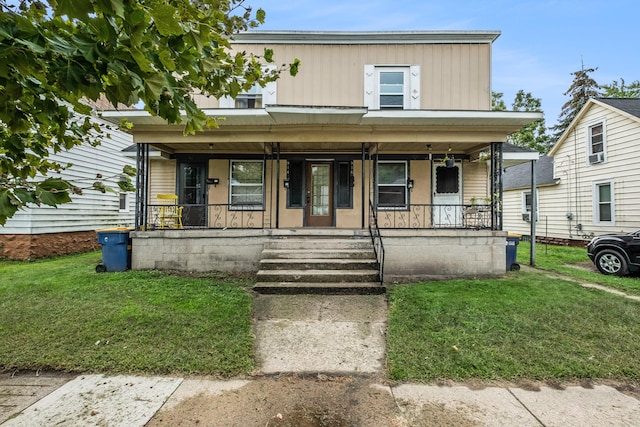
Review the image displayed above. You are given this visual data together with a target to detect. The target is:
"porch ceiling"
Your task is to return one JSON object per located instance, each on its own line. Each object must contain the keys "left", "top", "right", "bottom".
{"left": 101, "top": 106, "right": 542, "bottom": 155}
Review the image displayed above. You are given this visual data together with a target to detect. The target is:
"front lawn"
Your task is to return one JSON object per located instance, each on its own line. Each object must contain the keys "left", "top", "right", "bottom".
{"left": 0, "top": 252, "right": 254, "bottom": 376}
{"left": 388, "top": 272, "right": 640, "bottom": 382}
{"left": 516, "top": 241, "right": 640, "bottom": 295}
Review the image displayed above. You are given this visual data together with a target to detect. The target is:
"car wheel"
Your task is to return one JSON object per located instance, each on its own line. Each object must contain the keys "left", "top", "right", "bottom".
{"left": 594, "top": 250, "right": 629, "bottom": 276}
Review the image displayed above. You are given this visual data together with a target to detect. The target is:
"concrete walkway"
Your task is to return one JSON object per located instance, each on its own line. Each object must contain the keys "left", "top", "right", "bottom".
{"left": 2, "top": 293, "right": 640, "bottom": 426}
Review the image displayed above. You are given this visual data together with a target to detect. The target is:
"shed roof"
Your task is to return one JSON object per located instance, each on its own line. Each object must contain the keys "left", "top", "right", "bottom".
{"left": 503, "top": 155, "right": 557, "bottom": 190}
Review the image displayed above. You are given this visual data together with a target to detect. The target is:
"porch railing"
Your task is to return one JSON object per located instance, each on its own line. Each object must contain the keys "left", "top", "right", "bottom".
{"left": 368, "top": 201, "right": 385, "bottom": 285}
{"left": 376, "top": 204, "right": 493, "bottom": 230}
{"left": 143, "top": 203, "right": 494, "bottom": 231}
{"left": 146, "top": 203, "right": 267, "bottom": 230}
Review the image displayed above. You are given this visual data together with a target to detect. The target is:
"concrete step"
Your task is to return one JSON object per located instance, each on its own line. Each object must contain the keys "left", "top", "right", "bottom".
{"left": 263, "top": 238, "right": 372, "bottom": 251}
{"left": 253, "top": 281, "right": 385, "bottom": 295}
{"left": 259, "top": 258, "right": 378, "bottom": 271}
{"left": 256, "top": 269, "right": 380, "bottom": 283}
{"left": 261, "top": 248, "right": 375, "bottom": 260}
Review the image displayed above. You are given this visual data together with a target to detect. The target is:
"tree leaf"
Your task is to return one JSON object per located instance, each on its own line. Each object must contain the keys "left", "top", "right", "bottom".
{"left": 151, "top": 5, "right": 183, "bottom": 36}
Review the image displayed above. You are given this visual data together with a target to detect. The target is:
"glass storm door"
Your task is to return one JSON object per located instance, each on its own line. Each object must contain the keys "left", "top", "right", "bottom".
{"left": 178, "top": 162, "right": 206, "bottom": 227}
{"left": 305, "top": 163, "right": 333, "bottom": 227}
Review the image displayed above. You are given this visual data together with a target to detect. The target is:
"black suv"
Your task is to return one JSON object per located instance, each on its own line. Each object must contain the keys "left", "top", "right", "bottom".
{"left": 587, "top": 230, "right": 640, "bottom": 276}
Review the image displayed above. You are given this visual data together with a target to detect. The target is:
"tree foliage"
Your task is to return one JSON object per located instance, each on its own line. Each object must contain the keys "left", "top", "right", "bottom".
{"left": 491, "top": 91, "right": 507, "bottom": 111}
{"left": 0, "top": 0, "right": 299, "bottom": 225}
{"left": 492, "top": 91, "right": 551, "bottom": 154}
{"left": 508, "top": 90, "right": 552, "bottom": 154}
{"left": 601, "top": 78, "right": 640, "bottom": 98}
{"left": 550, "top": 66, "right": 601, "bottom": 143}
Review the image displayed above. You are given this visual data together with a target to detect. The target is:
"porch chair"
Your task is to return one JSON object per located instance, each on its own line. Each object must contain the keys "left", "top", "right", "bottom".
{"left": 157, "top": 194, "right": 183, "bottom": 229}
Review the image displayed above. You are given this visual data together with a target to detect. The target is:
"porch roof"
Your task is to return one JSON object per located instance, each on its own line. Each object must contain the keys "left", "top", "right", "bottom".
{"left": 101, "top": 106, "right": 542, "bottom": 155}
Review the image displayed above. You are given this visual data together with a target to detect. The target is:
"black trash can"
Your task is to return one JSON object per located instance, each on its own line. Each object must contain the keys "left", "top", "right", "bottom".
{"left": 96, "top": 228, "right": 133, "bottom": 272}
{"left": 506, "top": 234, "right": 521, "bottom": 271}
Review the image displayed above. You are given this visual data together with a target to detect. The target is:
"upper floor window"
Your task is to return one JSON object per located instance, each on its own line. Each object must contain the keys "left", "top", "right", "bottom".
{"left": 587, "top": 121, "right": 606, "bottom": 164}
{"left": 593, "top": 180, "right": 614, "bottom": 224}
{"left": 364, "top": 65, "right": 420, "bottom": 110}
{"left": 219, "top": 65, "right": 277, "bottom": 109}
{"left": 235, "top": 84, "right": 263, "bottom": 109}
{"left": 230, "top": 160, "right": 264, "bottom": 209}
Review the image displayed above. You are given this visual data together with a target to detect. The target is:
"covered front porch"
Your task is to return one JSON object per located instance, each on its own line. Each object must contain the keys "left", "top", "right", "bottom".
{"left": 105, "top": 106, "right": 540, "bottom": 279}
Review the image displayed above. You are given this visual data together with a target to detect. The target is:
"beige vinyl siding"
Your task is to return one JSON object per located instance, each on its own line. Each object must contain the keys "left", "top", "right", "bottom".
{"left": 1, "top": 117, "right": 135, "bottom": 234}
{"left": 212, "top": 42, "right": 491, "bottom": 111}
{"left": 463, "top": 161, "right": 490, "bottom": 203}
{"left": 149, "top": 159, "right": 177, "bottom": 201}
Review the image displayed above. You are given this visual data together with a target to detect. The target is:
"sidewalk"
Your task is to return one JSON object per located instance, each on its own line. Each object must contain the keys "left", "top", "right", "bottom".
{"left": 3, "top": 372, "right": 640, "bottom": 426}
{"left": 2, "top": 293, "right": 640, "bottom": 426}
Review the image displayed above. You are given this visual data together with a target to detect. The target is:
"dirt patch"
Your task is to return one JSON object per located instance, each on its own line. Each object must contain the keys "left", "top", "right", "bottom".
{"left": 0, "top": 231, "right": 100, "bottom": 260}
{"left": 148, "top": 375, "right": 479, "bottom": 427}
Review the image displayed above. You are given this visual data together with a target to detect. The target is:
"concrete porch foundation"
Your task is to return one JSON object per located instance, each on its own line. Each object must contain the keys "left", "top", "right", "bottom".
{"left": 130, "top": 229, "right": 507, "bottom": 281}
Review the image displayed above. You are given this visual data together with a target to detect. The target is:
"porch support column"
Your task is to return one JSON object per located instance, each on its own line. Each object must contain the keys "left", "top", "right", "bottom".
{"left": 530, "top": 159, "right": 537, "bottom": 266}
{"left": 361, "top": 143, "right": 366, "bottom": 229}
{"left": 490, "top": 142, "right": 504, "bottom": 231}
{"left": 135, "top": 143, "right": 149, "bottom": 231}
{"left": 275, "top": 143, "right": 281, "bottom": 229}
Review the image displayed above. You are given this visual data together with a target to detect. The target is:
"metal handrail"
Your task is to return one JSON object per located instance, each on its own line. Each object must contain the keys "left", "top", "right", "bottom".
{"left": 368, "top": 200, "right": 385, "bottom": 285}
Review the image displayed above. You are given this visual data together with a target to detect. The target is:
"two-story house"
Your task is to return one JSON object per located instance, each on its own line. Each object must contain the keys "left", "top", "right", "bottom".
{"left": 503, "top": 98, "right": 640, "bottom": 245}
{"left": 101, "top": 30, "right": 541, "bottom": 282}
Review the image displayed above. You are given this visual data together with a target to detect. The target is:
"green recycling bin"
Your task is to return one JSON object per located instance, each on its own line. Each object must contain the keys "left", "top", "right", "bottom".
{"left": 506, "top": 234, "right": 521, "bottom": 271}
{"left": 96, "top": 228, "right": 133, "bottom": 272}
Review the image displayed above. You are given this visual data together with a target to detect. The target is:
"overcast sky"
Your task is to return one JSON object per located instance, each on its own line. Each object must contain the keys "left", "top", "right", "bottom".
{"left": 247, "top": 0, "right": 639, "bottom": 128}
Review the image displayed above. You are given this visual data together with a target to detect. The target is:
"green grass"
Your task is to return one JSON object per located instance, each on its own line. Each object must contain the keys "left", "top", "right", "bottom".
{"left": 387, "top": 272, "right": 640, "bottom": 382}
{"left": 0, "top": 252, "right": 254, "bottom": 376}
{"left": 516, "top": 241, "right": 640, "bottom": 295}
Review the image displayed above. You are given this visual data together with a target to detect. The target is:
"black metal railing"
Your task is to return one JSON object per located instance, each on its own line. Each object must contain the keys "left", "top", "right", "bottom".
{"left": 143, "top": 202, "right": 494, "bottom": 231}
{"left": 375, "top": 204, "right": 493, "bottom": 230}
{"left": 146, "top": 203, "right": 267, "bottom": 230}
{"left": 368, "top": 201, "right": 385, "bottom": 285}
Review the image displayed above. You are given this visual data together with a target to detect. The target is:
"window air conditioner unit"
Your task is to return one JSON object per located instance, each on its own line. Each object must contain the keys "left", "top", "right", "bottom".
{"left": 522, "top": 212, "right": 531, "bottom": 221}
{"left": 588, "top": 152, "right": 604, "bottom": 164}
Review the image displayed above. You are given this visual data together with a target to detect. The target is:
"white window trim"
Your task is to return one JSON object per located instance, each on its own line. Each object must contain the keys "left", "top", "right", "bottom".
{"left": 118, "top": 192, "right": 129, "bottom": 213}
{"left": 585, "top": 119, "right": 606, "bottom": 165}
{"left": 377, "top": 160, "right": 408, "bottom": 209}
{"left": 219, "top": 65, "right": 277, "bottom": 108}
{"left": 521, "top": 190, "right": 538, "bottom": 221}
{"left": 229, "top": 160, "right": 265, "bottom": 210}
{"left": 364, "top": 65, "right": 420, "bottom": 110}
{"left": 592, "top": 179, "right": 615, "bottom": 225}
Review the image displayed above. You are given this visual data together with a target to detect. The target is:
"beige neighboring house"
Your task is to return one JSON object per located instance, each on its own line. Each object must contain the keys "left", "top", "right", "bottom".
{"left": 0, "top": 115, "right": 135, "bottom": 260}
{"left": 101, "top": 30, "right": 541, "bottom": 281}
{"left": 503, "top": 98, "right": 640, "bottom": 245}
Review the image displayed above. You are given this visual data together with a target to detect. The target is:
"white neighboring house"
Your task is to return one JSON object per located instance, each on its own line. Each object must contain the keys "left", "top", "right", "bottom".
{"left": 0, "top": 114, "right": 135, "bottom": 260}
{"left": 503, "top": 98, "right": 640, "bottom": 244}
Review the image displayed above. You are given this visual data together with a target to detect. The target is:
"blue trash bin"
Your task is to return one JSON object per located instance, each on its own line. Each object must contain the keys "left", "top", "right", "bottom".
{"left": 506, "top": 234, "right": 521, "bottom": 271}
{"left": 96, "top": 228, "right": 133, "bottom": 272}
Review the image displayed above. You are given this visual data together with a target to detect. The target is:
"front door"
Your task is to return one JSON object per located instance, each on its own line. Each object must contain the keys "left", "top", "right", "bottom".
{"left": 432, "top": 163, "right": 462, "bottom": 227}
{"left": 178, "top": 162, "right": 207, "bottom": 227}
{"left": 305, "top": 162, "right": 334, "bottom": 227}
